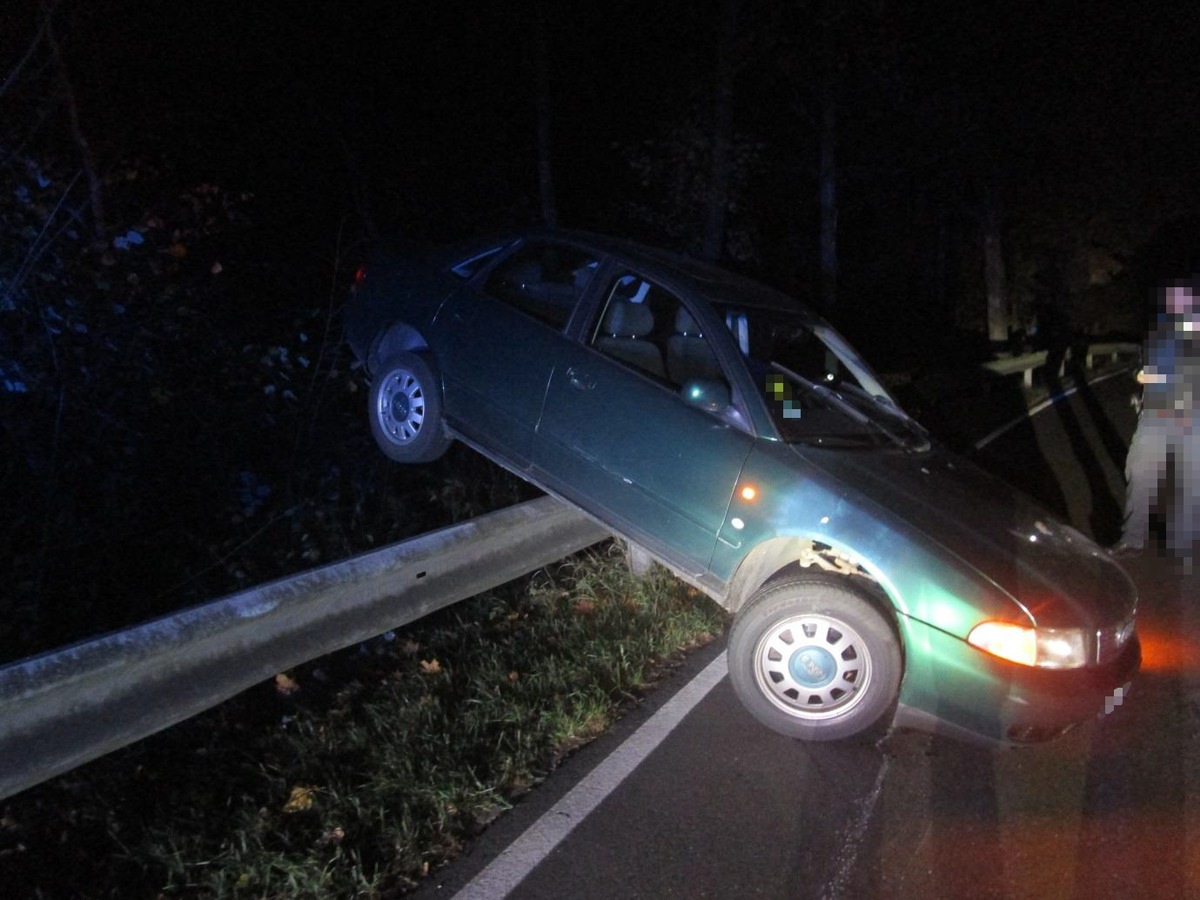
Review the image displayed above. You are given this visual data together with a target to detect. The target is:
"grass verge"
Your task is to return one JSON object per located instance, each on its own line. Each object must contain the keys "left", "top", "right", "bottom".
{"left": 0, "top": 542, "right": 726, "bottom": 898}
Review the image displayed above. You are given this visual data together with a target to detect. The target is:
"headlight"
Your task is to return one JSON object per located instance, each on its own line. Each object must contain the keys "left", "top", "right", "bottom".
{"left": 967, "top": 621, "right": 1088, "bottom": 669}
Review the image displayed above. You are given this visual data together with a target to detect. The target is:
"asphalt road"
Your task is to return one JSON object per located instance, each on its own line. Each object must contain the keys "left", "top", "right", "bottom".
{"left": 415, "top": 370, "right": 1200, "bottom": 900}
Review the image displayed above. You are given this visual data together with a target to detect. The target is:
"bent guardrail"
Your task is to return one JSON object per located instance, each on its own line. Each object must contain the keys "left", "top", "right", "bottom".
{"left": 0, "top": 496, "right": 610, "bottom": 802}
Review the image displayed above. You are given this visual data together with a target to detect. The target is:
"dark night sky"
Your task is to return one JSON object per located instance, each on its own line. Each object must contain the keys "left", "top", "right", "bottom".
{"left": 6, "top": 0, "right": 1200, "bottom": 321}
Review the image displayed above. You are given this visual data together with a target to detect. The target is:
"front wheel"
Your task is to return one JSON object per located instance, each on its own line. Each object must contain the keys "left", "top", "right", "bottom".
{"left": 367, "top": 351, "right": 452, "bottom": 463}
{"left": 727, "top": 574, "right": 901, "bottom": 741}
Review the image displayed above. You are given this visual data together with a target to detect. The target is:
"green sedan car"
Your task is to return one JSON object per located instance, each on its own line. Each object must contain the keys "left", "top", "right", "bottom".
{"left": 344, "top": 229, "right": 1139, "bottom": 744}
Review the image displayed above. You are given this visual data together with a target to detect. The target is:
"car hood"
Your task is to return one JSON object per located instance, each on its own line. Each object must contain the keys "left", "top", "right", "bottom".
{"left": 803, "top": 445, "right": 1137, "bottom": 629}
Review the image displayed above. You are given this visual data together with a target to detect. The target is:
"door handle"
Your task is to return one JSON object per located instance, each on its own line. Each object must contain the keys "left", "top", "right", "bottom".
{"left": 566, "top": 366, "right": 596, "bottom": 391}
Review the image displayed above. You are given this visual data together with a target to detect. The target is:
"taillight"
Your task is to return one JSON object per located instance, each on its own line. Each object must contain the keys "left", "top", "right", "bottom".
{"left": 352, "top": 266, "right": 367, "bottom": 291}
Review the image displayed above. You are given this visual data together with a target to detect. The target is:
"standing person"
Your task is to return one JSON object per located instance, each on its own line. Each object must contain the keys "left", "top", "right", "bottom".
{"left": 1115, "top": 279, "right": 1200, "bottom": 567}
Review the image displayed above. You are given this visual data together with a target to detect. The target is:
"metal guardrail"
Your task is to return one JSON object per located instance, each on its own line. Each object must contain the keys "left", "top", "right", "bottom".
{"left": 980, "top": 341, "right": 1139, "bottom": 388}
{"left": 0, "top": 496, "right": 610, "bottom": 802}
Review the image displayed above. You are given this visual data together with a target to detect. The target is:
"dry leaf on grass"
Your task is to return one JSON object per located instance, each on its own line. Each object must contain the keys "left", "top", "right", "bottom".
{"left": 282, "top": 785, "right": 317, "bottom": 813}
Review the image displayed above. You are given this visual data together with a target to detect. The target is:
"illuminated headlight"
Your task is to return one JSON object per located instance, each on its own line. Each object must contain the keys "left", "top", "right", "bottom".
{"left": 967, "top": 622, "right": 1088, "bottom": 669}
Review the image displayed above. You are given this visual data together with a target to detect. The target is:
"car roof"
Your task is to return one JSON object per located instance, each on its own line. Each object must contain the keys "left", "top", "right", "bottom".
{"left": 444, "top": 228, "right": 816, "bottom": 320}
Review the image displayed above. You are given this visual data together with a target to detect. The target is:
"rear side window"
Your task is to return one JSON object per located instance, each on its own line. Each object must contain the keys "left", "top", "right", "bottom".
{"left": 449, "top": 245, "right": 507, "bottom": 279}
{"left": 484, "top": 244, "right": 598, "bottom": 330}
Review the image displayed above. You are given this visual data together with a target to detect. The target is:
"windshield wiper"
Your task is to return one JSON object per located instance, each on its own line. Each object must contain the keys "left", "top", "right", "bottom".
{"left": 771, "top": 363, "right": 914, "bottom": 450}
{"left": 837, "top": 382, "right": 931, "bottom": 451}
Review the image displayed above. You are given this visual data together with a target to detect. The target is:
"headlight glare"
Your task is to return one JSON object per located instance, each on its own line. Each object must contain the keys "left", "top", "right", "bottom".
{"left": 1036, "top": 628, "right": 1087, "bottom": 668}
{"left": 967, "top": 622, "right": 1087, "bottom": 669}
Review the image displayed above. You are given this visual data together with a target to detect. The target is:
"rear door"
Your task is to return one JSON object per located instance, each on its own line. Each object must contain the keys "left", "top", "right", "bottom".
{"left": 532, "top": 268, "right": 754, "bottom": 574}
{"left": 435, "top": 242, "right": 600, "bottom": 468}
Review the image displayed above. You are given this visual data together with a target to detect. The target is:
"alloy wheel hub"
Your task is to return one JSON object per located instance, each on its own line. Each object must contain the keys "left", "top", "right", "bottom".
{"left": 378, "top": 370, "right": 425, "bottom": 444}
{"left": 754, "top": 613, "right": 872, "bottom": 720}
{"left": 390, "top": 392, "right": 411, "bottom": 420}
{"left": 789, "top": 645, "right": 837, "bottom": 689}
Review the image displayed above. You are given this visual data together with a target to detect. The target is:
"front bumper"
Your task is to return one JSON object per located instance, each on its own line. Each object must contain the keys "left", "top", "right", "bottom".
{"left": 894, "top": 618, "right": 1141, "bottom": 745}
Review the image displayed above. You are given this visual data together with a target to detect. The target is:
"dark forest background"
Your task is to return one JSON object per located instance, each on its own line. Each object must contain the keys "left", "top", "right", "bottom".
{"left": 2, "top": 0, "right": 1199, "bottom": 661}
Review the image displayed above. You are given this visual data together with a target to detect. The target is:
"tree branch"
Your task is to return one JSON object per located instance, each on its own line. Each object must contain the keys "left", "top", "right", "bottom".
{"left": 0, "top": 3, "right": 56, "bottom": 98}
{"left": 41, "top": 0, "right": 105, "bottom": 240}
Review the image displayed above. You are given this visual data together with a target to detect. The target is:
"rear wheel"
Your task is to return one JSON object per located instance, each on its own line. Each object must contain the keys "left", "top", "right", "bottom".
{"left": 727, "top": 574, "right": 901, "bottom": 741}
{"left": 368, "top": 351, "right": 452, "bottom": 463}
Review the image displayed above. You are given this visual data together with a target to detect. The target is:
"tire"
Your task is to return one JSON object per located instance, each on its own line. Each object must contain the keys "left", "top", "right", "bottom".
{"left": 727, "top": 574, "right": 901, "bottom": 742}
{"left": 367, "top": 351, "right": 453, "bottom": 463}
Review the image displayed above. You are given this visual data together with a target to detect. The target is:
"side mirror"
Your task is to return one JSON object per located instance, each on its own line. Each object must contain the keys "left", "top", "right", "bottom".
{"left": 681, "top": 378, "right": 731, "bottom": 412}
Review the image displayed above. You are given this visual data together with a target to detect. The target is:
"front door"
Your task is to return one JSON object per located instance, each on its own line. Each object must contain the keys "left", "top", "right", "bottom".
{"left": 533, "top": 269, "right": 753, "bottom": 574}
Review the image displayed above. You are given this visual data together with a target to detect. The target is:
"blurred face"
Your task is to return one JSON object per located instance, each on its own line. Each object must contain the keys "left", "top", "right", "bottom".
{"left": 1167, "top": 284, "right": 1199, "bottom": 332}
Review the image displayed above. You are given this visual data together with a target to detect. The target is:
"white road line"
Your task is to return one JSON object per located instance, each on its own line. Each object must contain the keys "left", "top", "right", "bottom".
{"left": 451, "top": 653, "right": 729, "bottom": 900}
{"left": 972, "top": 368, "right": 1133, "bottom": 450}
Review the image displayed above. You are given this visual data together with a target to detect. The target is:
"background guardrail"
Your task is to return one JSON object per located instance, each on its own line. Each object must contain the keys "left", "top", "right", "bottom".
{"left": 0, "top": 496, "right": 610, "bottom": 802}
{"left": 980, "top": 341, "right": 1139, "bottom": 388}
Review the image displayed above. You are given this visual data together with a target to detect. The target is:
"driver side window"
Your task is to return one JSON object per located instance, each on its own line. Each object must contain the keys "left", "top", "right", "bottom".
{"left": 589, "top": 272, "right": 731, "bottom": 407}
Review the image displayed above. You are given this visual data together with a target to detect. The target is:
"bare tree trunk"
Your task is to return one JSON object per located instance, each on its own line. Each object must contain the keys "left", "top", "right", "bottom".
{"left": 533, "top": 16, "right": 558, "bottom": 229}
{"left": 42, "top": 1, "right": 105, "bottom": 241}
{"left": 818, "top": 86, "right": 838, "bottom": 316}
{"left": 812, "top": 0, "right": 840, "bottom": 317}
{"left": 700, "top": 0, "right": 740, "bottom": 262}
{"left": 983, "top": 186, "right": 1009, "bottom": 348}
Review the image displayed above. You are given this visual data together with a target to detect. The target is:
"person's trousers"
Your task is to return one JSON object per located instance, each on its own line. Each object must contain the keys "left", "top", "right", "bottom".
{"left": 1122, "top": 413, "right": 1200, "bottom": 553}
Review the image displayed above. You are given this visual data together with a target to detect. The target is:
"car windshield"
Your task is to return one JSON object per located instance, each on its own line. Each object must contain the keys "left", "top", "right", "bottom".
{"left": 720, "top": 306, "right": 929, "bottom": 451}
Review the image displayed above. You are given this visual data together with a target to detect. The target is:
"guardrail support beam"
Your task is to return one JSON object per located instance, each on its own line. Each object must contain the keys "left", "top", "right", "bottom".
{"left": 0, "top": 497, "right": 610, "bottom": 801}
